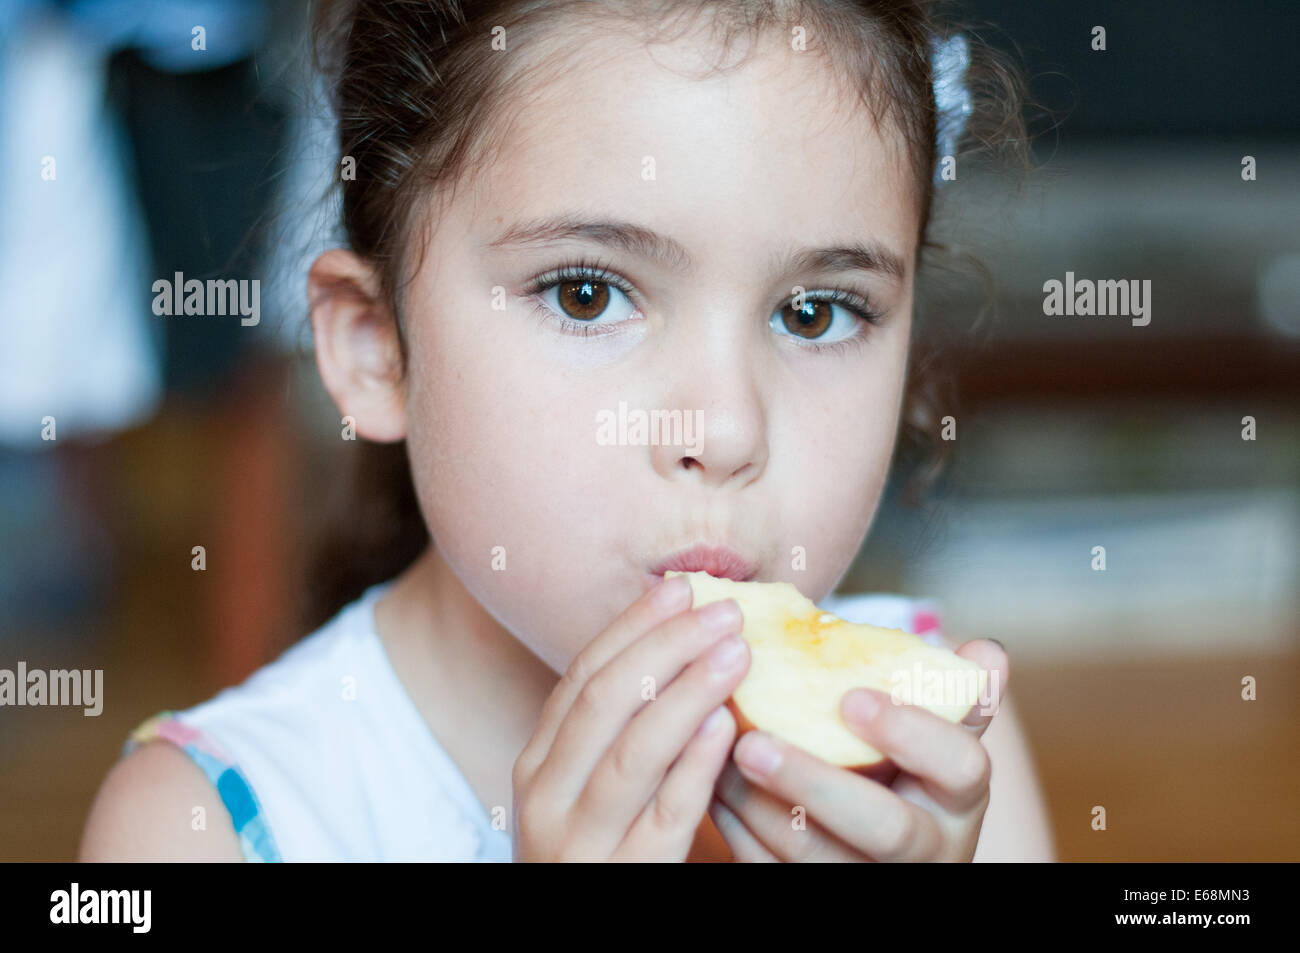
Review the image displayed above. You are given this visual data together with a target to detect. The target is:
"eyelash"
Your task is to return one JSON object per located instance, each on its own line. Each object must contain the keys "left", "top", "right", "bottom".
{"left": 520, "top": 257, "right": 884, "bottom": 352}
{"left": 793, "top": 287, "right": 882, "bottom": 356}
{"left": 522, "top": 257, "right": 638, "bottom": 339}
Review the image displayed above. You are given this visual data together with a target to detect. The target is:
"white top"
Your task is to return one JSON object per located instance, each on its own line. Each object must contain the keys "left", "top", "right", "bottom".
{"left": 138, "top": 582, "right": 946, "bottom": 862}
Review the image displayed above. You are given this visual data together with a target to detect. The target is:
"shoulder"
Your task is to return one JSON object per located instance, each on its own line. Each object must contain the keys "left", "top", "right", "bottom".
{"left": 82, "top": 588, "right": 386, "bottom": 862}
{"left": 972, "top": 691, "right": 1057, "bottom": 861}
{"left": 80, "top": 740, "right": 243, "bottom": 861}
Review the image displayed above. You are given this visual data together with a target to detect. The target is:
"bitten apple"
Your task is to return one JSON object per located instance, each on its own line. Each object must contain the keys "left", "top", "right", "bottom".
{"left": 667, "top": 570, "right": 988, "bottom": 772}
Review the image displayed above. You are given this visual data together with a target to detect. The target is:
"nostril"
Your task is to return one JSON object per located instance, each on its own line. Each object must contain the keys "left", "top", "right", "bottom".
{"left": 679, "top": 457, "right": 702, "bottom": 471}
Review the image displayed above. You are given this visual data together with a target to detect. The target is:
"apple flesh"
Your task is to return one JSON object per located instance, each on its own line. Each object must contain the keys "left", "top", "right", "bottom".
{"left": 667, "top": 570, "right": 988, "bottom": 772}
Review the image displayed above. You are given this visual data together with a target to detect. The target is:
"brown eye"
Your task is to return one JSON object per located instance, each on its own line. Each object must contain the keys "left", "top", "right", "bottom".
{"left": 769, "top": 291, "right": 873, "bottom": 347}
{"left": 779, "top": 299, "right": 833, "bottom": 339}
{"left": 557, "top": 280, "right": 610, "bottom": 321}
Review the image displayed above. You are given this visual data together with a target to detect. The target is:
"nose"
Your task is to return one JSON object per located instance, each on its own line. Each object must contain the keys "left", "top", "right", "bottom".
{"left": 649, "top": 320, "right": 769, "bottom": 490}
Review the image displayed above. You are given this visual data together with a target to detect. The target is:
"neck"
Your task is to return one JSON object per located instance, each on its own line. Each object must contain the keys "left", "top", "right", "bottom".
{"left": 373, "top": 546, "right": 733, "bottom": 861}
{"left": 373, "top": 546, "right": 558, "bottom": 814}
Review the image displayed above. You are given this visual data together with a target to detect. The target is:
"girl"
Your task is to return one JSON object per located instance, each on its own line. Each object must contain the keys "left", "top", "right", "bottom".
{"left": 82, "top": 0, "right": 1055, "bottom": 862}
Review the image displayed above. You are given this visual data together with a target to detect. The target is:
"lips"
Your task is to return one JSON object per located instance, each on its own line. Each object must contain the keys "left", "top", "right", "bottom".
{"left": 650, "top": 544, "right": 758, "bottom": 582}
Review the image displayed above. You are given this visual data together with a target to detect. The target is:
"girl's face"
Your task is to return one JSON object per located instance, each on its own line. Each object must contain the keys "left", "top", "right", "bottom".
{"left": 401, "top": 28, "right": 920, "bottom": 673}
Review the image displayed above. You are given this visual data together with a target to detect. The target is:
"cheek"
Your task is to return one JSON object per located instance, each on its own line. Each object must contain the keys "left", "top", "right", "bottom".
{"left": 773, "top": 332, "right": 909, "bottom": 589}
{"left": 403, "top": 318, "right": 621, "bottom": 668}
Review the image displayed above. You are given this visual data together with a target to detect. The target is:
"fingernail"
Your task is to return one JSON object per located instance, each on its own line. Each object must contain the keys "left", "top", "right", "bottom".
{"left": 698, "top": 599, "right": 741, "bottom": 634}
{"left": 706, "top": 635, "right": 747, "bottom": 671}
{"left": 736, "top": 732, "right": 782, "bottom": 776}
{"left": 655, "top": 574, "right": 692, "bottom": 609}
{"left": 844, "top": 689, "right": 881, "bottom": 723}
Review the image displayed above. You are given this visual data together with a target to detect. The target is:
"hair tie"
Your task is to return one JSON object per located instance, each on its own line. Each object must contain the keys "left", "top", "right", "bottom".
{"left": 930, "top": 34, "right": 972, "bottom": 184}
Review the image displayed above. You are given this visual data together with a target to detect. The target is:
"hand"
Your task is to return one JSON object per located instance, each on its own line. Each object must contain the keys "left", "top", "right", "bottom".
{"left": 512, "top": 575, "right": 752, "bottom": 861}
{"left": 709, "top": 639, "right": 1008, "bottom": 862}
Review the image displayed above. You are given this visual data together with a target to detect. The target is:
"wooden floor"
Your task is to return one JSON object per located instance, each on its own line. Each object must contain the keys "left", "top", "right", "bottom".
{"left": 1013, "top": 650, "right": 1300, "bottom": 862}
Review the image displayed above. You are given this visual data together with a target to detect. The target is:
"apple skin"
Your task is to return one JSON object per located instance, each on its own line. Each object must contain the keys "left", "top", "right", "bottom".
{"left": 668, "top": 570, "right": 987, "bottom": 774}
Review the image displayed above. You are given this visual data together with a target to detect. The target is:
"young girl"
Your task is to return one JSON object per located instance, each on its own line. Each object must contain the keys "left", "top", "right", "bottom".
{"left": 81, "top": 0, "right": 1055, "bottom": 862}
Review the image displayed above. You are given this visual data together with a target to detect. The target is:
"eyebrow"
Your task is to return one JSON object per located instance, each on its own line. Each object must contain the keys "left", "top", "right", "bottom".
{"left": 487, "top": 214, "right": 907, "bottom": 283}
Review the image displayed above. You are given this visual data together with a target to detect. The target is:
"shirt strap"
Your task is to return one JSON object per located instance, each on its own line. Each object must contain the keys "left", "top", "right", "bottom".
{"left": 122, "top": 711, "right": 283, "bottom": 863}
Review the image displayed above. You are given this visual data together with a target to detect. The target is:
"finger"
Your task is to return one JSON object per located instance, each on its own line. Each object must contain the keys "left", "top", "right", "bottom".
{"left": 522, "top": 575, "right": 695, "bottom": 766}
{"left": 729, "top": 732, "right": 943, "bottom": 861}
{"left": 573, "top": 625, "right": 751, "bottom": 833}
{"left": 953, "top": 639, "right": 1009, "bottom": 734}
{"left": 617, "top": 705, "right": 738, "bottom": 860}
{"left": 841, "top": 688, "right": 993, "bottom": 812}
{"left": 708, "top": 797, "right": 779, "bottom": 862}
{"left": 534, "top": 600, "right": 744, "bottom": 813}
{"left": 890, "top": 773, "right": 988, "bottom": 861}
{"left": 714, "top": 760, "right": 863, "bottom": 862}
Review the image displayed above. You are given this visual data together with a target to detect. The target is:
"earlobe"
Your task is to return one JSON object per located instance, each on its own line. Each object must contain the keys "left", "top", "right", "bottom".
{"left": 308, "top": 249, "right": 407, "bottom": 442}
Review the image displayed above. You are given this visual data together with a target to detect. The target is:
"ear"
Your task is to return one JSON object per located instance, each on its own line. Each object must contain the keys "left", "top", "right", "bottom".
{"left": 308, "top": 249, "right": 406, "bottom": 442}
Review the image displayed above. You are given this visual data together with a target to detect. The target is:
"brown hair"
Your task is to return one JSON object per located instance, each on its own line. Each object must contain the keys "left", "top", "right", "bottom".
{"left": 302, "top": 0, "right": 1029, "bottom": 631}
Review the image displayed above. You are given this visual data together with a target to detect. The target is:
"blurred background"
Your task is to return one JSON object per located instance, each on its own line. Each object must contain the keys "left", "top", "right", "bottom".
{"left": 1, "top": 0, "right": 1297, "bottom": 861}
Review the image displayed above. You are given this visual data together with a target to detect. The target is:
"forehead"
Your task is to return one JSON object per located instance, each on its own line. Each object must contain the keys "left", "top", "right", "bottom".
{"left": 454, "top": 23, "right": 921, "bottom": 271}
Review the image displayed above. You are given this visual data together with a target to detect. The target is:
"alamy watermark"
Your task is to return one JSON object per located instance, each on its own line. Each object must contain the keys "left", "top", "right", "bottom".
{"left": 596, "top": 401, "right": 704, "bottom": 454}
{"left": 151, "top": 271, "right": 260, "bottom": 326}
{"left": 1042, "top": 271, "right": 1151, "bottom": 327}
{"left": 888, "top": 663, "right": 999, "bottom": 717}
{"left": 50, "top": 884, "right": 150, "bottom": 933}
{"left": 1, "top": 662, "right": 102, "bottom": 716}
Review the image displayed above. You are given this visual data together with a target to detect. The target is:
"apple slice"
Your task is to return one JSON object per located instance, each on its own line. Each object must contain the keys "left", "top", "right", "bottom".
{"left": 667, "top": 570, "right": 988, "bottom": 771}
